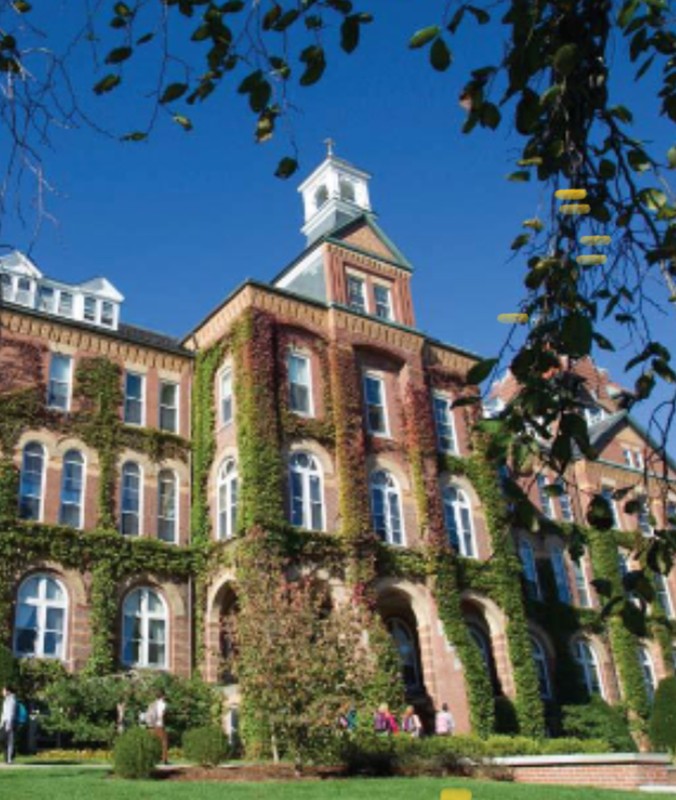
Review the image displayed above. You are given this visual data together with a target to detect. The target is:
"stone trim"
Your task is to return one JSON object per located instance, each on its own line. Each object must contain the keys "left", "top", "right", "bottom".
{"left": 490, "top": 754, "right": 672, "bottom": 766}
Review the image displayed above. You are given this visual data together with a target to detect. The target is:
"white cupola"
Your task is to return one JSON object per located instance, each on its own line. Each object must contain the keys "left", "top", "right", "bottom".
{"left": 298, "top": 141, "right": 372, "bottom": 245}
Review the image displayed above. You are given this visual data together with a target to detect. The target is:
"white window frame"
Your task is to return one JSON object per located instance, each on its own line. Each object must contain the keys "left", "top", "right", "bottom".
{"left": 442, "top": 484, "right": 476, "bottom": 557}
{"left": 637, "top": 495, "right": 653, "bottom": 537}
{"left": 217, "top": 458, "right": 238, "bottom": 540}
{"left": 573, "top": 557, "right": 592, "bottom": 608}
{"left": 123, "top": 371, "right": 145, "bottom": 426}
{"left": 59, "top": 449, "right": 85, "bottom": 529}
{"left": 433, "top": 393, "right": 458, "bottom": 454}
{"left": 574, "top": 639, "right": 605, "bottom": 698}
{"left": 601, "top": 485, "right": 621, "bottom": 530}
{"left": 288, "top": 452, "right": 325, "bottom": 532}
{"left": 120, "top": 461, "right": 143, "bottom": 536}
{"left": 346, "top": 273, "right": 367, "bottom": 313}
{"left": 373, "top": 282, "right": 393, "bottom": 321}
{"left": 639, "top": 647, "right": 656, "bottom": 701}
{"left": 157, "top": 469, "right": 178, "bottom": 544}
{"left": 369, "top": 469, "right": 405, "bottom": 546}
{"left": 531, "top": 635, "right": 552, "bottom": 699}
{"left": 159, "top": 380, "right": 179, "bottom": 434}
{"left": 557, "top": 479, "right": 574, "bottom": 522}
{"left": 536, "top": 474, "right": 555, "bottom": 519}
{"left": 47, "top": 353, "right": 73, "bottom": 412}
{"left": 19, "top": 442, "right": 46, "bottom": 522}
{"left": 363, "top": 373, "right": 389, "bottom": 437}
{"left": 654, "top": 573, "right": 674, "bottom": 619}
{"left": 57, "top": 291, "right": 73, "bottom": 317}
{"left": 121, "top": 587, "right": 168, "bottom": 669}
{"left": 37, "top": 284, "right": 56, "bottom": 313}
{"left": 551, "top": 546, "right": 571, "bottom": 604}
{"left": 219, "top": 367, "right": 233, "bottom": 427}
{"left": 13, "top": 574, "right": 68, "bottom": 660}
{"left": 287, "top": 351, "right": 314, "bottom": 417}
{"left": 83, "top": 295, "right": 97, "bottom": 323}
{"left": 519, "top": 539, "right": 541, "bottom": 600}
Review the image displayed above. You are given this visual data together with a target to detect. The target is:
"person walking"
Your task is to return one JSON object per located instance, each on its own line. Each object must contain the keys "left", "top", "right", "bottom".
{"left": 435, "top": 702, "right": 455, "bottom": 736}
{"left": 1, "top": 686, "right": 17, "bottom": 764}
{"left": 374, "top": 703, "right": 399, "bottom": 735}
{"left": 401, "top": 705, "right": 423, "bottom": 737}
{"left": 146, "top": 691, "right": 168, "bottom": 764}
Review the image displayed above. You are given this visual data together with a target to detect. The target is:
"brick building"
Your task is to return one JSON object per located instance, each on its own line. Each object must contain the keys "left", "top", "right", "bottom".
{"left": 0, "top": 152, "right": 674, "bottom": 739}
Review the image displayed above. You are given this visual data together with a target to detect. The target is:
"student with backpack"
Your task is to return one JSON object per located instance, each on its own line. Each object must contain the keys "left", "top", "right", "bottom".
{"left": 1, "top": 686, "right": 17, "bottom": 764}
{"left": 373, "top": 703, "right": 399, "bottom": 735}
{"left": 401, "top": 705, "right": 423, "bottom": 737}
{"left": 145, "top": 691, "right": 168, "bottom": 764}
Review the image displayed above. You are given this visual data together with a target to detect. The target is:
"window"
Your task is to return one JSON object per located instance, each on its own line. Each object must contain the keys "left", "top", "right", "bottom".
{"left": 622, "top": 448, "right": 634, "bottom": 467}
{"left": 637, "top": 496, "right": 653, "bottom": 537}
{"left": 374, "top": 284, "right": 393, "bottom": 321}
{"left": 584, "top": 405, "right": 606, "bottom": 426}
{"left": 217, "top": 459, "right": 238, "bottom": 540}
{"left": 157, "top": 470, "right": 177, "bottom": 543}
{"left": 531, "top": 636, "right": 552, "bottom": 699}
{"left": 443, "top": 485, "right": 475, "bottom": 557}
{"left": 58, "top": 291, "right": 73, "bottom": 317}
{"left": 14, "top": 574, "right": 67, "bottom": 659}
{"left": 433, "top": 394, "right": 458, "bottom": 454}
{"left": 19, "top": 442, "right": 45, "bottom": 521}
{"left": 347, "top": 274, "right": 367, "bottom": 313}
{"left": 386, "top": 618, "right": 422, "bottom": 691}
{"left": 601, "top": 486, "right": 621, "bottom": 530}
{"left": 120, "top": 462, "right": 142, "bottom": 536}
{"left": 159, "top": 382, "right": 178, "bottom": 433}
{"left": 37, "top": 285, "right": 55, "bottom": 313}
{"left": 220, "top": 368, "right": 233, "bottom": 426}
{"left": 574, "top": 639, "right": 603, "bottom": 697}
{"left": 288, "top": 452, "right": 324, "bottom": 531}
{"left": 84, "top": 296, "right": 97, "bottom": 322}
{"left": 573, "top": 558, "right": 591, "bottom": 608}
{"left": 47, "top": 353, "right": 72, "bottom": 411}
{"left": 363, "top": 374, "right": 388, "bottom": 435}
{"left": 122, "top": 587, "right": 167, "bottom": 669}
{"left": 558, "top": 480, "right": 574, "bottom": 522}
{"left": 101, "top": 301, "right": 114, "bottom": 327}
{"left": 16, "top": 277, "right": 31, "bottom": 305}
{"left": 124, "top": 372, "right": 144, "bottom": 425}
{"left": 469, "top": 624, "right": 500, "bottom": 695}
{"left": 536, "top": 475, "right": 555, "bottom": 519}
{"left": 635, "top": 451, "right": 644, "bottom": 470}
{"left": 519, "top": 540, "right": 541, "bottom": 600}
{"left": 370, "top": 470, "right": 404, "bottom": 546}
{"left": 339, "top": 178, "right": 356, "bottom": 202}
{"left": 654, "top": 573, "right": 674, "bottom": 618}
{"left": 639, "top": 647, "right": 656, "bottom": 702}
{"left": 551, "top": 547, "right": 571, "bottom": 604}
{"left": 314, "top": 185, "right": 328, "bottom": 209}
{"left": 288, "top": 353, "right": 313, "bottom": 416}
{"left": 59, "top": 450, "right": 84, "bottom": 528}
{"left": 0, "top": 273, "right": 11, "bottom": 300}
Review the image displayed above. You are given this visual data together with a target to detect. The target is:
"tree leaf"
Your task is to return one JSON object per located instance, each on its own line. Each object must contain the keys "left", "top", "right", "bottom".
{"left": 173, "top": 114, "right": 193, "bottom": 131}
{"left": 516, "top": 89, "right": 541, "bottom": 134}
{"left": 409, "top": 26, "right": 440, "bottom": 49}
{"left": 275, "top": 157, "right": 298, "bottom": 179}
{"left": 299, "top": 46, "right": 326, "bottom": 87}
{"left": 466, "top": 6, "right": 490, "bottom": 24}
{"left": 618, "top": 0, "right": 639, "bottom": 28}
{"left": 592, "top": 332, "right": 615, "bottom": 351}
{"left": 668, "top": 146, "right": 676, "bottom": 169}
{"left": 638, "top": 188, "right": 667, "bottom": 210}
{"left": 466, "top": 358, "right": 498, "bottom": 385}
{"left": 628, "top": 149, "right": 651, "bottom": 172}
{"left": 480, "top": 102, "right": 500, "bottom": 129}
{"left": 553, "top": 43, "right": 579, "bottom": 76}
{"left": 653, "top": 358, "right": 676, "bottom": 383}
{"left": 511, "top": 233, "right": 530, "bottom": 250}
{"left": 121, "top": 131, "right": 148, "bottom": 142}
{"left": 160, "top": 83, "right": 188, "bottom": 104}
{"left": 599, "top": 159, "right": 616, "bottom": 179}
{"left": 105, "top": 46, "right": 133, "bottom": 64}
{"left": 191, "top": 24, "right": 211, "bottom": 42}
{"left": 507, "top": 170, "right": 530, "bottom": 182}
{"left": 137, "top": 32, "right": 154, "bottom": 45}
{"left": 522, "top": 218, "right": 543, "bottom": 231}
{"left": 114, "top": 2, "right": 132, "bottom": 16}
{"left": 93, "top": 73, "right": 121, "bottom": 95}
{"left": 263, "top": 4, "right": 282, "bottom": 30}
{"left": 561, "top": 313, "right": 593, "bottom": 357}
{"left": 586, "top": 494, "right": 614, "bottom": 530}
{"left": 609, "top": 105, "right": 633, "bottom": 123}
{"left": 340, "top": 15, "right": 360, "bottom": 54}
{"left": 430, "top": 37, "right": 452, "bottom": 71}
{"left": 12, "top": 0, "right": 31, "bottom": 11}
{"left": 450, "top": 395, "right": 480, "bottom": 409}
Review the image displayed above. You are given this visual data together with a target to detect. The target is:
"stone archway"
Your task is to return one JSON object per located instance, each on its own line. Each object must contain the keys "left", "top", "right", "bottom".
{"left": 205, "top": 578, "right": 239, "bottom": 685}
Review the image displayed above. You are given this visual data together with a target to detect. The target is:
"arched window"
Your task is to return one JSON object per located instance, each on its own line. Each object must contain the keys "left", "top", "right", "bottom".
{"left": 122, "top": 587, "right": 167, "bottom": 668}
{"left": 120, "top": 462, "right": 142, "bottom": 536}
{"left": 14, "top": 574, "right": 67, "bottom": 659}
{"left": 314, "top": 185, "right": 329, "bottom": 210}
{"left": 550, "top": 546, "right": 571, "bottom": 604}
{"left": 370, "top": 470, "right": 404, "bottom": 545}
{"left": 442, "top": 485, "right": 476, "bottom": 557}
{"left": 19, "top": 442, "right": 45, "bottom": 521}
{"left": 531, "top": 635, "right": 552, "bottom": 699}
{"left": 386, "top": 617, "right": 422, "bottom": 691}
{"left": 218, "top": 459, "right": 238, "bottom": 540}
{"left": 288, "top": 452, "right": 324, "bottom": 531}
{"left": 574, "top": 639, "right": 604, "bottom": 698}
{"left": 468, "top": 623, "right": 500, "bottom": 695}
{"left": 59, "top": 449, "right": 84, "bottom": 528}
{"left": 639, "top": 647, "right": 656, "bottom": 702}
{"left": 157, "top": 469, "right": 177, "bottom": 543}
{"left": 339, "top": 178, "right": 356, "bottom": 202}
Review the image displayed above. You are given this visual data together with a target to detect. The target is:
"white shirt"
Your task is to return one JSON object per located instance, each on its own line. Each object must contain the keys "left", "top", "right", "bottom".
{"left": 1, "top": 694, "right": 16, "bottom": 730}
{"left": 155, "top": 698, "right": 167, "bottom": 728}
{"left": 435, "top": 709, "right": 455, "bottom": 734}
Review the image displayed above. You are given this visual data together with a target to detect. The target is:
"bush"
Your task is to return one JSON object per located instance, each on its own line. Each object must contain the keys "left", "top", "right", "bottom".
{"left": 113, "top": 727, "right": 162, "bottom": 779}
{"left": 649, "top": 676, "right": 676, "bottom": 754}
{"left": 0, "top": 645, "right": 17, "bottom": 689}
{"left": 182, "top": 725, "right": 229, "bottom": 767}
{"left": 561, "top": 696, "right": 636, "bottom": 752}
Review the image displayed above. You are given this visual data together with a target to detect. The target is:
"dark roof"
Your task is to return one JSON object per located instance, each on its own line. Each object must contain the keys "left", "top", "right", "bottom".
{"left": 118, "top": 323, "right": 191, "bottom": 356}
{"left": 588, "top": 411, "right": 628, "bottom": 448}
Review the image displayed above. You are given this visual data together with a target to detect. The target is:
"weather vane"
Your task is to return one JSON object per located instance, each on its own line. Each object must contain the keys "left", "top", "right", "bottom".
{"left": 324, "top": 137, "right": 335, "bottom": 157}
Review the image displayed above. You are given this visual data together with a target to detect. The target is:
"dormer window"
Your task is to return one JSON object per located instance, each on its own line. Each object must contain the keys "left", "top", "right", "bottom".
{"left": 84, "top": 296, "right": 97, "bottom": 322}
{"left": 37, "top": 285, "right": 55, "bottom": 313}
{"left": 58, "top": 292, "right": 73, "bottom": 317}
{"left": 314, "top": 185, "right": 329, "bottom": 210}
{"left": 339, "top": 177, "right": 355, "bottom": 202}
{"left": 584, "top": 405, "right": 606, "bottom": 426}
{"left": 0, "top": 273, "right": 11, "bottom": 299}
{"left": 101, "top": 301, "right": 114, "bottom": 327}
{"left": 16, "top": 277, "right": 31, "bottom": 305}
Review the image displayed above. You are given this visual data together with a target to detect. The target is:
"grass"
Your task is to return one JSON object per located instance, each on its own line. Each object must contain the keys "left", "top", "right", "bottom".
{"left": 0, "top": 768, "right": 671, "bottom": 800}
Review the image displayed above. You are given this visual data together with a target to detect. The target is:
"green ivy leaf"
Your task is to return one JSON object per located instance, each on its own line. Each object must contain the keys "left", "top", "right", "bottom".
{"left": 409, "top": 26, "right": 440, "bottom": 49}
{"left": 430, "top": 37, "right": 452, "bottom": 71}
{"left": 160, "top": 83, "right": 188, "bottom": 104}
{"left": 466, "top": 358, "right": 498, "bottom": 385}
{"left": 553, "top": 43, "right": 579, "bottom": 76}
{"left": 275, "top": 157, "right": 298, "bottom": 179}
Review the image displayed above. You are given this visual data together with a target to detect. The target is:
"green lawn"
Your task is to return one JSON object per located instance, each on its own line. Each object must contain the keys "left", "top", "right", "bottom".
{"left": 0, "top": 768, "right": 670, "bottom": 800}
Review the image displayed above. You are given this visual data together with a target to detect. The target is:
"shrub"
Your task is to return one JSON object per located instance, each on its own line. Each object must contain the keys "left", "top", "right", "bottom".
{"left": 113, "top": 727, "right": 161, "bottom": 779}
{"left": 182, "top": 725, "right": 229, "bottom": 767}
{"left": 649, "top": 676, "right": 676, "bottom": 754}
{"left": 494, "top": 697, "right": 519, "bottom": 734}
{"left": 0, "top": 645, "right": 17, "bottom": 689}
{"left": 561, "top": 696, "right": 636, "bottom": 752}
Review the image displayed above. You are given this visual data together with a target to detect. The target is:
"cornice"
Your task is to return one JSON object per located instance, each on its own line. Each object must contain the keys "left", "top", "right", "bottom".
{"left": 327, "top": 241, "right": 405, "bottom": 278}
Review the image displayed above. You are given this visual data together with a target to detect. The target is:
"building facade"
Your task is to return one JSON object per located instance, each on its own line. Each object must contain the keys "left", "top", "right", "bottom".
{"left": 1, "top": 153, "right": 674, "bottom": 739}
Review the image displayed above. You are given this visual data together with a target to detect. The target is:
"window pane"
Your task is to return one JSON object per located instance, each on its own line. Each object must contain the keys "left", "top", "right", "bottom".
{"left": 19, "top": 444, "right": 44, "bottom": 521}
{"left": 58, "top": 292, "right": 73, "bottom": 316}
{"left": 347, "top": 276, "right": 366, "bottom": 312}
{"left": 84, "top": 296, "right": 97, "bottom": 321}
{"left": 159, "top": 382, "right": 178, "bottom": 432}
{"left": 374, "top": 285, "right": 392, "bottom": 320}
{"left": 221, "top": 370, "right": 233, "bottom": 424}
{"left": 124, "top": 373, "right": 144, "bottom": 424}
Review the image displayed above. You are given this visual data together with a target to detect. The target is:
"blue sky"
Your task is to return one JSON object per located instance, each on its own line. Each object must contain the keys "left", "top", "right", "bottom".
{"left": 4, "top": 3, "right": 674, "bottom": 445}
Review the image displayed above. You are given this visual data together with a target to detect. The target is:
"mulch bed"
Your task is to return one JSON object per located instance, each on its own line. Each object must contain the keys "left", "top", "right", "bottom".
{"left": 158, "top": 764, "right": 348, "bottom": 782}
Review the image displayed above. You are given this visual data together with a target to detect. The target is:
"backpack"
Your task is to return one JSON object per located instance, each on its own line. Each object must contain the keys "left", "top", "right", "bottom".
{"left": 374, "top": 711, "right": 388, "bottom": 733}
{"left": 15, "top": 702, "right": 28, "bottom": 725}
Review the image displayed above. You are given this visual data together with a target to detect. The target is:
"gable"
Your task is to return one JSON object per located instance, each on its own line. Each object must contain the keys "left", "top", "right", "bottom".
{"left": 339, "top": 222, "right": 399, "bottom": 262}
